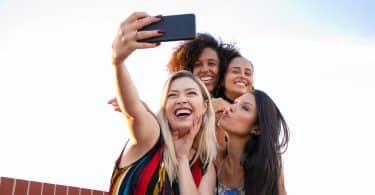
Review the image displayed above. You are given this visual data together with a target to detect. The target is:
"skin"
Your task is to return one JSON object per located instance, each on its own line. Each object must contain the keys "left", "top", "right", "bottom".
{"left": 165, "top": 77, "right": 207, "bottom": 137}
{"left": 216, "top": 93, "right": 257, "bottom": 191}
{"left": 108, "top": 47, "right": 220, "bottom": 110}
{"left": 192, "top": 47, "right": 220, "bottom": 93}
{"left": 217, "top": 93, "right": 287, "bottom": 195}
{"left": 112, "top": 12, "right": 215, "bottom": 195}
{"left": 223, "top": 56, "right": 254, "bottom": 101}
{"left": 109, "top": 14, "right": 286, "bottom": 193}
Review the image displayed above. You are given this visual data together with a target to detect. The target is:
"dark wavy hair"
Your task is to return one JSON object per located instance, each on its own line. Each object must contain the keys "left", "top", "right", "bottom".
{"left": 166, "top": 33, "right": 230, "bottom": 96}
{"left": 214, "top": 44, "right": 242, "bottom": 99}
{"left": 242, "top": 89, "right": 289, "bottom": 195}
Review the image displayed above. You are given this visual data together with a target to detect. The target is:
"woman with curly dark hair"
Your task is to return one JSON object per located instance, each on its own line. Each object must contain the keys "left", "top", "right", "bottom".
{"left": 166, "top": 33, "right": 227, "bottom": 96}
{"left": 108, "top": 33, "right": 239, "bottom": 107}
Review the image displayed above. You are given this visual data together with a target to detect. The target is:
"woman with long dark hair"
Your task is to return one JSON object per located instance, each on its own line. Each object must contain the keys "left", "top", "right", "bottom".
{"left": 216, "top": 90, "right": 289, "bottom": 195}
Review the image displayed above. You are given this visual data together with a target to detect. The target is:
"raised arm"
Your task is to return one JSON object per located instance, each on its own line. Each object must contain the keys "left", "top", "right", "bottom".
{"left": 111, "top": 12, "right": 163, "bottom": 160}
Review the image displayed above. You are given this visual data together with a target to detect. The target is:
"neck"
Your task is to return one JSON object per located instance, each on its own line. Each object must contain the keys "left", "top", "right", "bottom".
{"left": 218, "top": 135, "right": 249, "bottom": 190}
{"left": 225, "top": 135, "right": 248, "bottom": 166}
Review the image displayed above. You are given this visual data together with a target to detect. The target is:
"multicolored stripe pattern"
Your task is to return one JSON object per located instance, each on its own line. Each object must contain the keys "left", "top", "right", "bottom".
{"left": 109, "top": 138, "right": 206, "bottom": 195}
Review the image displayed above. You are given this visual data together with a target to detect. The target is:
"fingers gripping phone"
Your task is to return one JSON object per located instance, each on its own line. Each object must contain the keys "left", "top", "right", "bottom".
{"left": 139, "top": 14, "right": 196, "bottom": 43}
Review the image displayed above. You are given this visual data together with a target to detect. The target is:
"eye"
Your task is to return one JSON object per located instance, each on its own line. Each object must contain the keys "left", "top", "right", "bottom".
{"left": 231, "top": 69, "right": 240, "bottom": 74}
{"left": 241, "top": 105, "right": 250, "bottom": 111}
{"left": 245, "top": 71, "right": 252, "bottom": 77}
{"left": 167, "top": 93, "right": 177, "bottom": 98}
{"left": 187, "top": 91, "right": 198, "bottom": 96}
{"left": 194, "top": 62, "right": 202, "bottom": 68}
{"left": 208, "top": 62, "right": 217, "bottom": 67}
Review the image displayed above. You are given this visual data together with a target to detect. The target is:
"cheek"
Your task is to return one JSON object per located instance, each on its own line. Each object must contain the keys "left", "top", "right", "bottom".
{"left": 224, "top": 75, "right": 234, "bottom": 87}
{"left": 192, "top": 68, "right": 200, "bottom": 75}
{"left": 211, "top": 66, "right": 219, "bottom": 74}
{"left": 193, "top": 99, "right": 206, "bottom": 113}
{"left": 165, "top": 101, "right": 174, "bottom": 116}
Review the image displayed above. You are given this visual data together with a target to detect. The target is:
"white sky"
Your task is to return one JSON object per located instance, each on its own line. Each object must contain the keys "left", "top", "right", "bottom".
{"left": 1, "top": 0, "right": 375, "bottom": 194}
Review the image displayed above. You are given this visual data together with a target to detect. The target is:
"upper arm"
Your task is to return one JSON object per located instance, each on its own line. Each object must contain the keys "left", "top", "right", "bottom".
{"left": 126, "top": 102, "right": 160, "bottom": 150}
{"left": 199, "top": 163, "right": 216, "bottom": 194}
{"left": 278, "top": 167, "right": 287, "bottom": 195}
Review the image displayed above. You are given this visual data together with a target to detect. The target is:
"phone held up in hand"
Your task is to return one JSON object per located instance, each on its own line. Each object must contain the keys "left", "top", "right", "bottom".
{"left": 139, "top": 13, "right": 196, "bottom": 43}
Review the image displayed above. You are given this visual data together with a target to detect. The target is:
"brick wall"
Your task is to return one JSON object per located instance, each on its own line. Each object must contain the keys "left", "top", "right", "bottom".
{"left": 0, "top": 177, "right": 108, "bottom": 195}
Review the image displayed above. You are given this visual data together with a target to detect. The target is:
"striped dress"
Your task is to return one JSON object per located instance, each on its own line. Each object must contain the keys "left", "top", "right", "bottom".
{"left": 109, "top": 137, "right": 207, "bottom": 195}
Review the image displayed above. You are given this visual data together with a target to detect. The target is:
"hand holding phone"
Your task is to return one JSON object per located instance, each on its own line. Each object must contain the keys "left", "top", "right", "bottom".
{"left": 139, "top": 13, "right": 196, "bottom": 43}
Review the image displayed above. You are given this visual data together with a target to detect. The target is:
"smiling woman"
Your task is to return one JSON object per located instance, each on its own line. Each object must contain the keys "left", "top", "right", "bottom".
{"left": 108, "top": 12, "right": 217, "bottom": 195}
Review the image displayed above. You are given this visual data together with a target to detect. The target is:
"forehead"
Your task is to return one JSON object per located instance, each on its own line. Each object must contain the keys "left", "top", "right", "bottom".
{"left": 169, "top": 77, "right": 201, "bottom": 91}
{"left": 238, "top": 93, "right": 255, "bottom": 104}
{"left": 198, "top": 47, "right": 219, "bottom": 60}
{"left": 229, "top": 57, "right": 253, "bottom": 70}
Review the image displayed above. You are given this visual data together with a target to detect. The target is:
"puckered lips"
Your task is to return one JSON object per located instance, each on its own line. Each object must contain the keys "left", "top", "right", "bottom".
{"left": 220, "top": 110, "right": 230, "bottom": 120}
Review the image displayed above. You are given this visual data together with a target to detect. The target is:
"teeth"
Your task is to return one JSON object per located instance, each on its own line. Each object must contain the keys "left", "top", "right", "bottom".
{"left": 235, "top": 81, "right": 246, "bottom": 87}
{"left": 175, "top": 108, "right": 192, "bottom": 116}
{"left": 200, "top": 76, "right": 212, "bottom": 81}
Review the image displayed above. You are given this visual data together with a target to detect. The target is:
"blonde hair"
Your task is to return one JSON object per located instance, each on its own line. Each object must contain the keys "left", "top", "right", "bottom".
{"left": 156, "top": 70, "right": 217, "bottom": 182}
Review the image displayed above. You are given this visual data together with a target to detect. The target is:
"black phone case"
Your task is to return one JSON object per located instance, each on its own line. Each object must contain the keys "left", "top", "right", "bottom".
{"left": 139, "top": 14, "right": 196, "bottom": 43}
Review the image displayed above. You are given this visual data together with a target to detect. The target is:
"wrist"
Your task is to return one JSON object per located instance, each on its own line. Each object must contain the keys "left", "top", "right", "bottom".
{"left": 177, "top": 156, "right": 189, "bottom": 164}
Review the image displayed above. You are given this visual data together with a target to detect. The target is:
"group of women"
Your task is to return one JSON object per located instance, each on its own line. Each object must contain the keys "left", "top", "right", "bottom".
{"left": 107, "top": 12, "right": 290, "bottom": 195}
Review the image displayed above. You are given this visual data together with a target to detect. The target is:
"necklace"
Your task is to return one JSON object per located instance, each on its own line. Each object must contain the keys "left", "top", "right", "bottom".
{"left": 217, "top": 158, "right": 244, "bottom": 194}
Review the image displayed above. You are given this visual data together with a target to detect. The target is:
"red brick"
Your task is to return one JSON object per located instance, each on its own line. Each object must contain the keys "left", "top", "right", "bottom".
{"left": 42, "top": 183, "right": 55, "bottom": 195}
{"left": 93, "top": 190, "right": 103, "bottom": 195}
{"left": 67, "top": 186, "right": 80, "bottom": 195}
{"left": 0, "top": 177, "right": 15, "bottom": 195}
{"left": 55, "top": 184, "right": 67, "bottom": 195}
{"left": 14, "top": 179, "right": 28, "bottom": 195}
{"left": 29, "top": 181, "right": 42, "bottom": 195}
{"left": 81, "top": 188, "right": 92, "bottom": 195}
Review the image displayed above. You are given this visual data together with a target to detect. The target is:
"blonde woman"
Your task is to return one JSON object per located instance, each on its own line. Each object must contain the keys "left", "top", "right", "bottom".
{"left": 109, "top": 12, "right": 217, "bottom": 195}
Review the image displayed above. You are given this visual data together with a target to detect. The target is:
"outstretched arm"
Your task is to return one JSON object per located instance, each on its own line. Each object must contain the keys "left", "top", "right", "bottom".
{"left": 111, "top": 12, "right": 163, "bottom": 161}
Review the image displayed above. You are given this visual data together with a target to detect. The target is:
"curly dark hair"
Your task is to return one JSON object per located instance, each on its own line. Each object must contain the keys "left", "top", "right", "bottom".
{"left": 166, "top": 33, "right": 241, "bottom": 97}
{"left": 166, "top": 33, "right": 222, "bottom": 73}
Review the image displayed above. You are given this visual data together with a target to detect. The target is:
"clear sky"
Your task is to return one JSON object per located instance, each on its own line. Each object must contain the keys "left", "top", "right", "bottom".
{"left": 1, "top": 0, "right": 374, "bottom": 194}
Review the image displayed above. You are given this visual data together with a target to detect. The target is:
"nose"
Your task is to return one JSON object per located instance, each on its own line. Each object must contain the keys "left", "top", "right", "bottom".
{"left": 226, "top": 104, "right": 234, "bottom": 113}
{"left": 176, "top": 96, "right": 188, "bottom": 105}
{"left": 201, "top": 64, "right": 209, "bottom": 72}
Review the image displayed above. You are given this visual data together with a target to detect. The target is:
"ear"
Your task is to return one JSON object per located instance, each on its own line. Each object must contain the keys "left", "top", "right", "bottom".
{"left": 251, "top": 124, "right": 261, "bottom": 135}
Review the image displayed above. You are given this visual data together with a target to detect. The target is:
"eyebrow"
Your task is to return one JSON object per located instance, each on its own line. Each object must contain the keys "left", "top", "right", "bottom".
{"left": 242, "top": 102, "right": 254, "bottom": 107}
{"left": 230, "top": 67, "right": 241, "bottom": 70}
{"left": 169, "top": 88, "right": 199, "bottom": 92}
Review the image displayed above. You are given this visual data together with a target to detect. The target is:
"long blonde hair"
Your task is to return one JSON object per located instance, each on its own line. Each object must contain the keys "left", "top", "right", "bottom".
{"left": 156, "top": 70, "right": 217, "bottom": 182}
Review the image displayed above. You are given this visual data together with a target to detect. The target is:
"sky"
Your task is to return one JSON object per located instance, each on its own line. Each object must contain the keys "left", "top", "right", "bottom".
{"left": 1, "top": 0, "right": 375, "bottom": 194}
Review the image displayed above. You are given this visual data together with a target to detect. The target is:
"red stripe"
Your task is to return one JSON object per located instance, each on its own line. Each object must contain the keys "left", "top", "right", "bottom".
{"left": 191, "top": 160, "right": 202, "bottom": 187}
{"left": 134, "top": 147, "right": 162, "bottom": 195}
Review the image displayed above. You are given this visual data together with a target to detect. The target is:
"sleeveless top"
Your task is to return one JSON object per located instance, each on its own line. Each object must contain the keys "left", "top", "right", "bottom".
{"left": 109, "top": 136, "right": 207, "bottom": 195}
{"left": 214, "top": 160, "right": 245, "bottom": 195}
{"left": 216, "top": 182, "right": 245, "bottom": 195}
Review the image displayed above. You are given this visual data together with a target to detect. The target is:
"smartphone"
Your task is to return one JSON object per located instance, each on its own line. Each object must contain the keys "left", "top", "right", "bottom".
{"left": 139, "top": 14, "right": 196, "bottom": 43}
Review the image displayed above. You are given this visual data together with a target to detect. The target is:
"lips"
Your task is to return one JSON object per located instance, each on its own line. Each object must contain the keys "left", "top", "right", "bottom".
{"left": 174, "top": 108, "right": 192, "bottom": 118}
{"left": 220, "top": 111, "right": 229, "bottom": 120}
{"left": 200, "top": 76, "right": 213, "bottom": 82}
{"left": 234, "top": 80, "right": 247, "bottom": 87}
